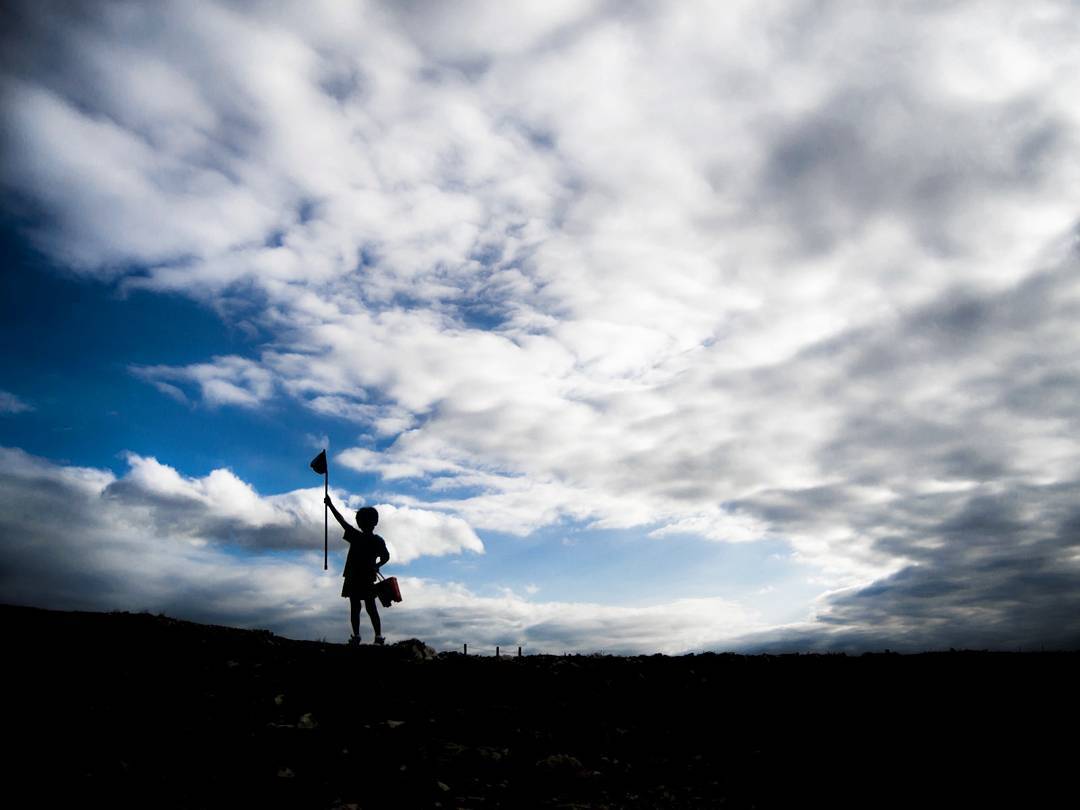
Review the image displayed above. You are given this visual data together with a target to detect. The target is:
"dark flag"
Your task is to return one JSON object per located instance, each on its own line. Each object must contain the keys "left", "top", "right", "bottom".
{"left": 311, "top": 449, "right": 328, "bottom": 569}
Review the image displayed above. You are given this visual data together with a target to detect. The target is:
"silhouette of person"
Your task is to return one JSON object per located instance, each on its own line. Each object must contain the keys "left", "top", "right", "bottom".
{"left": 324, "top": 496, "right": 390, "bottom": 646}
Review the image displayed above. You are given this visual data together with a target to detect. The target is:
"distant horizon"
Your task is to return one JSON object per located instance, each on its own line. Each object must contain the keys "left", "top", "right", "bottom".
{"left": 6, "top": 601, "right": 1076, "bottom": 657}
{"left": 2, "top": 1, "right": 1080, "bottom": 654}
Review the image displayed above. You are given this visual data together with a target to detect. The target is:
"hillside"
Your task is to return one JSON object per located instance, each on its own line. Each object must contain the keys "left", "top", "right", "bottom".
{"left": 6, "top": 604, "right": 1076, "bottom": 808}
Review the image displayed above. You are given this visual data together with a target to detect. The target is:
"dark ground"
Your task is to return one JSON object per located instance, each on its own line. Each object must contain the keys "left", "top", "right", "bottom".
{"left": 5, "top": 604, "right": 1077, "bottom": 808}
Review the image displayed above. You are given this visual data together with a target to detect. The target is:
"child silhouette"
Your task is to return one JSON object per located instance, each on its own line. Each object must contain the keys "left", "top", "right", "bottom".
{"left": 324, "top": 496, "right": 390, "bottom": 645}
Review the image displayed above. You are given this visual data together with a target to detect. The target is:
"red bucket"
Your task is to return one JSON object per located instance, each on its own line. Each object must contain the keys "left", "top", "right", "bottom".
{"left": 375, "top": 575, "right": 402, "bottom": 608}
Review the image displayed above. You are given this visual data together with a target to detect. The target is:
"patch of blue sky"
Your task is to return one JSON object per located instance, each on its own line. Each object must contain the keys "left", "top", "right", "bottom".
{"left": 0, "top": 221, "right": 369, "bottom": 495}
{"left": 394, "top": 522, "right": 822, "bottom": 621}
{"left": 0, "top": 231, "right": 228, "bottom": 465}
{"left": 209, "top": 544, "right": 297, "bottom": 564}
{"left": 469, "top": 242, "right": 504, "bottom": 267}
{"left": 204, "top": 397, "right": 381, "bottom": 494}
{"left": 457, "top": 300, "right": 509, "bottom": 331}
{"left": 383, "top": 289, "right": 438, "bottom": 313}
{"left": 296, "top": 200, "right": 318, "bottom": 225}
{"left": 242, "top": 547, "right": 331, "bottom": 567}
{"left": 357, "top": 242, "right": 379, "bottom": 270}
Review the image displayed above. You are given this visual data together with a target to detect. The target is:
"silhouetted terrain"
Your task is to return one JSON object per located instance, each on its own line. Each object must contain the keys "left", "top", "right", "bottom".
{"left": 6, "top": 604, "right": 1076, "bottom": 808}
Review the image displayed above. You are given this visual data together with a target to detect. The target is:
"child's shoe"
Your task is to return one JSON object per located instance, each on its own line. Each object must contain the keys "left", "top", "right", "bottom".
{"left": 348, "top": 634, "right": 362, "bottom": 646}
{"left": 374, "top": 636, "right": 385, "bottom": 646}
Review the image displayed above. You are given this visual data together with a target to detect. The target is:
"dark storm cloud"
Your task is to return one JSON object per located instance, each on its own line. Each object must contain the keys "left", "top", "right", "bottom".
{"left": 847, "top": 483, "right": 1080, "bottom": 642}
{"left": 101, "top": 477, "right": 317, "bottom": 551}
{"left": 722, "top": 255, "right": 1080, "bottom": 651}
{"left": 733, "top": 494, "right": 1080, "bottom": 652}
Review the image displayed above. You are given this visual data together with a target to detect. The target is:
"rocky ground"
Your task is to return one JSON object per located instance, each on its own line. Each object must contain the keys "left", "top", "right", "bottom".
{"left": 6, "top": 603, "right": 1077, "bottom": 808}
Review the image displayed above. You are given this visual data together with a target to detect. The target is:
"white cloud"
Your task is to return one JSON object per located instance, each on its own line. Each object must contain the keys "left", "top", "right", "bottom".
{"left": 649, "top": 508, "right": 772, "bottom": 544}
{"left": 24, "top": 449, "right": 486, "bottom": 566}
{"left": 0, "top": 391, "right": 33, "bottom": 414}
{"left": 133, "top": 356, "right": 275, "bottom": 409}
{"left": 360, "top": 502, "right": 484, "bottom": 564}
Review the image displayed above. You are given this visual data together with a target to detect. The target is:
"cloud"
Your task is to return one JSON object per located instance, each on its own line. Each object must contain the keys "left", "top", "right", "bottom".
{"left": 2, "top": 1, "right": 1080, "bottom": 649}
{"left": 727, "top": 479, "right": 1080, "bottom": 652}
{"left": 373, "top": 503, "right": 484, "bottom": 564}
{"left": 4, "top": 431, "right": 1080, "bottom": 653}
{"left": 0, "top": 390, "right": 33, "bottom": 414}
{"left": 387, "top": 579, "right": 763, "bottom": 655}
{"left": 132, "top": 356, "right": 275, "bottom": 409}
{"left": 82, "top": 450, "right": 485, "bottom": 564}
{"left": 0, "top": 446, "right": 760, "bottom": 651}
{"left": 101, "top": 451, "right": 321, "bottom": 547}
{"left": 387, "top": 0, "right": 600, "bottom": 62}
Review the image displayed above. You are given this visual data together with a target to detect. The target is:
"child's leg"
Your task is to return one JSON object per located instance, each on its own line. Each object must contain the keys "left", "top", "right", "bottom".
{"left": 349, "top": 597, "right": 362, "bottom": 637}
{"left": 364, "top": 597, "right": 381, "bottom": 637}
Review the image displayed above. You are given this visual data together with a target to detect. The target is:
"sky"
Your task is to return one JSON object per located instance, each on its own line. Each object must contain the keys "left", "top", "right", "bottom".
{"left": 1, "top": 0, "right": 1079, "bottom": 653}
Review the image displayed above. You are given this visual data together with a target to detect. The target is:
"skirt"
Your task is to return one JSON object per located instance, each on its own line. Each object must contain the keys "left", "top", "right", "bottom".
{"left": 341, "top": 576, "right": 376, "bottom": 600}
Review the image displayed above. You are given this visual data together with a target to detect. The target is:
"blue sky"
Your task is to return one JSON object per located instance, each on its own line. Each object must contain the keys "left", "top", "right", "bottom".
{"left": 2, "top": 0, "right": 1080, "bottom": 652}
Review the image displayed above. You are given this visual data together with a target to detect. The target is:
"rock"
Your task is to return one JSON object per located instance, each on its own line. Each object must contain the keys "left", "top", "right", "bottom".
{"left": 277, "top": 767, "right": 295, "bottom": 778}
{"left": 298, "top": 712, "right": 318, "bottom": 729}
{"left": 476, "top": 746, "right": 504, "bottom": 762}
{"left": 393, "top": 638, "right": 438, "bottom": 660}
{"left": 441, "top": 742, "right": 467, "bottom": 759}
{"left": 535, "top": 753, "right": 583, "bottom": 772}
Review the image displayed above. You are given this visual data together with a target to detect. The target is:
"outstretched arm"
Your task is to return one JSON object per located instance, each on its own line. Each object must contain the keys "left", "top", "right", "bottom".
{"left": 324, "top": 495, "right": 351, "bottom": 532}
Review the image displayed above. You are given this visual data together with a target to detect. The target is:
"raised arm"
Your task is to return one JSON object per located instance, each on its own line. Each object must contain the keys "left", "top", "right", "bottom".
{"left": 376, "top": 539, "right": 390, "bottom": 570}
{"left": 323, "top": 495, "right": 351, "bottom": 532}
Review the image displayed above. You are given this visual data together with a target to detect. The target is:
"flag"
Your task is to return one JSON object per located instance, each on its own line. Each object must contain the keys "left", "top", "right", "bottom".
{"left": 310, "top": 450, "right": 327, "bottom": 476}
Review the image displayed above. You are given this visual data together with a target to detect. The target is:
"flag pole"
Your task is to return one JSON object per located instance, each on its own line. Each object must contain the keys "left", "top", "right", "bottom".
{"left": 310, "top": 449, "right": 330, "bottom": 571}
{"left": 323, "top": 456, "right": 329, "bottom": 571}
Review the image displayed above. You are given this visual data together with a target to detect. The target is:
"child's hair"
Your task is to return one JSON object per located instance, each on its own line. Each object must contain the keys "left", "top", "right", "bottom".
{"left": 355, "top": 506, "right": 379, "bottom": 531}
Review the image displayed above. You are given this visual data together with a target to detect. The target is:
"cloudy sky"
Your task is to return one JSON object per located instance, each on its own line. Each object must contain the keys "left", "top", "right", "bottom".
{"left": 2, "top": 0, "right": 1079, "bottom": 653}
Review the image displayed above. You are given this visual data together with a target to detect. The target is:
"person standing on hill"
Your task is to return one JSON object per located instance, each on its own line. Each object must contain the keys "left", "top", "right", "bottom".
{"left": 324, "top": 496, "right": 390, "bottom": 646}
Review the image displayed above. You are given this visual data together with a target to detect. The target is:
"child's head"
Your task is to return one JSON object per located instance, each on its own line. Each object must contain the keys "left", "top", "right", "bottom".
{"left": 355, "top": 506, "right": 379, "bottom": 532}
